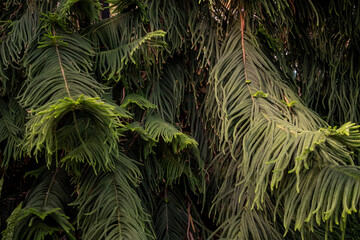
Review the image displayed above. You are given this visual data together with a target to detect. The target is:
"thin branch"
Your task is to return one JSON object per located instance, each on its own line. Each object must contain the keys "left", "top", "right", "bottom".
{"left": 240, "top": 10, "right": 248, "bottom": 83}
{"left": 44, "top": 165, "right": 59, "bottom": 207}
{"left": 53, "top": 29, "right": 71, "bottom": 99}
{"left": 112, "top": 175, "right": 122, "bottom": 238}
{"left": 164, "top": 188, "right": 169, "bottom": 234}
{"left": 186, "top": 200, "right": 195, "bottom": 240}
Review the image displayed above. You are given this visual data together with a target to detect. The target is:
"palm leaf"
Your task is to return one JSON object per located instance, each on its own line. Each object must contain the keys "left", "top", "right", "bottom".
{"left": 95, "top": 30, "right": 166, "bottom": 82}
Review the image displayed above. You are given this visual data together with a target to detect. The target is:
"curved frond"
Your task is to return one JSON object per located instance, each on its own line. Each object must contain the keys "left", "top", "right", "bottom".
{"left": 143, "top": 116, "right": 204, "bottom": 193}
{"left": 86, "top": 10, "right": 166, "bottom": 85}
{"left": 189, "top": 3, "right": 220, "bottom": 68}
{"left": 147, "top": 0, "right": 188, "bottom": 52}
{"left": 0, "top": 5, "right": 40, "bottom": 67}
{"left": 107, "top": 0, "right": 147, "bottom": 18}
{"left": 279, "top": 165, "right": 360, "bottom": 237}
{"left": 96, "top": 30, "right": 166, "bottom": 82}
{"left": 23, "top": 96, "right": 127, "bottom": 172}
{"left": 120, "top": 93, "right": 157, "bottom": 110}
{"left": 145, "top": 115, "right": 198, "bottom": 153}
{"left": 58, "top": 0, "right": 101, "bottom": 24}
{"left": 212, "top": 210, "right": 283, "bottom": 240}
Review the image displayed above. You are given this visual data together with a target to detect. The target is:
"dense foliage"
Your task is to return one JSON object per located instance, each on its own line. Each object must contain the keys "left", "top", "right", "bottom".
{"left": 1, "top": 0, "right": 360, "bottom": 239}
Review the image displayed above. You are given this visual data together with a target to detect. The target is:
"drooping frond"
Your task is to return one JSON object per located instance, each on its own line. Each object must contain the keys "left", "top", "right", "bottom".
{"left": 207, "top": 23, "right": 360, "bottom": 238}
{"left": 95, "top": 30, "right": 167, "bottom": 82}
{"left": 23, "top": 96, "right": 128, "bottom": 172}
{"left": 2, "top": 0, "right": 360, "bottom": 239}
{"left": 189, "top": 3, "right": 220, "bottom": 68}
{"left": 86, "top": 8, "right": 166, "bottom": 86}
{"left": 0, "top": 3, "right": 41, "bottom": 94}
{"left": 120, "top": 93, "right": 157, "bottom": 110}
{"left": 142, "top": 115, "right": 204, "bottom": 193}
{"left": 146, "top": 0, "right": 188, "bottom": 53}
{"left": 153, "top": 189, "right": 188, "bottom": 240}
{"left": 1, "top": 202, "right": 22, "bottom": 240}
{"left": 149, "top": 60, "right": 186, "bottom": 123}
{"left": 18, "top": 32, "right": 105, "bottom": 109}
{"left": 72, "top": 153, "right": 153, "bottom": 240}
{"left": 57, "top": 0, "right": 102, "bottom": 24}
{"left": 11, "top": 168, "right": 75, "bottom": 240}
{"left": 145, "top": 115, "right": 198, "bottom": 153}
{"left": 0, "top": 98, "right": 26, "bottom": 167}
{"left": 211, "top": 208, "right": 283, "bottom": 240}
{"left": 0, "top": 4, "right": 40, "bottom": 67}
{"left": 278, "top": 165, "right": 360, "bottom": 237}
{"left": 107, "top": 0, "right": 147, "bottom": 18}
{"left": 142, "top": 146, "right": 203, "bottom": 193}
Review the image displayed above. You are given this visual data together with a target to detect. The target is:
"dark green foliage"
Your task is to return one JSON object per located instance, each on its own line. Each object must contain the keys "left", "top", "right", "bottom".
{"left": 11, "top": 169, "right": 75, "bottom": 240}
{"left": 1, "top": 0, "right": 360, "bottom": 239}
{"left": 72, "top": 154, "right": 151, "bottom": 239}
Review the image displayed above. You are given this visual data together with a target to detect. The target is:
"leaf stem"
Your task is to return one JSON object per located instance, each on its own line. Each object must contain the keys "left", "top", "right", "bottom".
{"left": 53, "top": 29, "right": 71, "bottom": 99}
{"left": 44, "top": 165, "right": 59, "bottom": 207}
{"left": 112, "top": 175, "right": 122, "bottom": 237}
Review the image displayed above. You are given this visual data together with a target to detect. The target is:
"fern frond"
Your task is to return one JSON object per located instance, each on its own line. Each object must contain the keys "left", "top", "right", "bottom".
{"left": 120, "top": 93, "right": 157, "bottom": 110}
{"left": 1, "top": 202, "right": 22, "bottom": 240}
{"left": 95, "top": 30, "right": 166, "bottom": 82}
{"left": 0, "top": 98, "right": 25, "bottom": 167}
{"left": 72, "top": 153, "right": 153, "bottom": 240}
{"left": 279, "top": 165, "right": 360, "bottom": 236}
{"left": 154, "top": 189, "right": 187, "bottom": 240}
{"left": 23, "top": 96, "right": 127, "bottom": 172}
{"left": 145, "top": 116, "right": 198, "bottom": 154}
{"left": 149, "top": 60, "right": 186, "bottom": 123}
{"left": 207, "top": 25, "right": 360, "bottom": 238}
{"left": 11, "top": 168, "right": 75, "bottom": 240}
{"left": 19, "top": 32, "right": 105, "bottom": 109}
